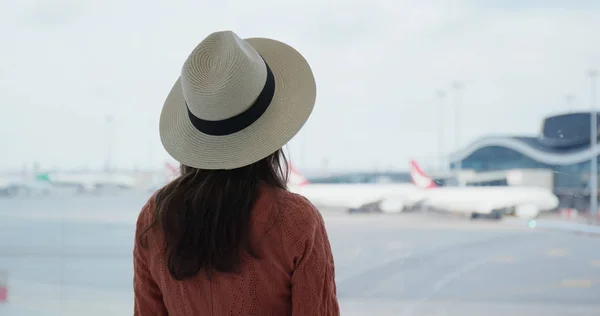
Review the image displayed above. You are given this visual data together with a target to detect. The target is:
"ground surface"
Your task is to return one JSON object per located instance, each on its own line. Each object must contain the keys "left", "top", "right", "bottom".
{"left": 0, "top": 195, "right": 599, "bottom": 315}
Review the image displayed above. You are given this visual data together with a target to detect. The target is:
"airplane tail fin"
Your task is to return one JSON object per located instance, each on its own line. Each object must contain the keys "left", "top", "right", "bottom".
{"left": 409, "top": 160, "right": 437, "bottom": 189}
{"left": 288, "top": 164, "right": 310, "bottom": 186}
{"left": 164, "top": 162, "right": 180, "bottom": 180}
{"left": 35, "top": 172, "right": 51, "bottom": 182}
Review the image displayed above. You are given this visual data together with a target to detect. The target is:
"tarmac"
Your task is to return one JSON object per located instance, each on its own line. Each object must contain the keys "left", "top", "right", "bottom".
{"left": 0, "top": 194, "right": 599, "bottom": 315}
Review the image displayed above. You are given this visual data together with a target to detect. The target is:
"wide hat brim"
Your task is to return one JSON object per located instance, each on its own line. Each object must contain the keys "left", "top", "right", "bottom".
{"left": 159, "top": 37, "right": 316, "bottom": 170}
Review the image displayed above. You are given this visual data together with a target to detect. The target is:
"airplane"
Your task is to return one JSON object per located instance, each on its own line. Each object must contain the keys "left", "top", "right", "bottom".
{"left": 149, "top": 162, "right": 424, "bottom": 213}
{"left": 164, "top": 162, "right": 179, "bottom": 182}
{"left": 37, "top": 172, "right": 137, "bottom": 193}
{"left": 0, "top": 173, "right": 54, "bottom": 198}
{"left": 146, "top": 162, "right": 180, "bottom": 192}
{"left": 0, "top": 177, "right": 23, "bottom": 197}
{"left": 1, "top": 170, "right": 139, "bottom": 196}
{"left": 409, "top": 160, "right": 560, "bottom": 219}
{"left": 287, "top": 165, "right": 424, "bottom": 213}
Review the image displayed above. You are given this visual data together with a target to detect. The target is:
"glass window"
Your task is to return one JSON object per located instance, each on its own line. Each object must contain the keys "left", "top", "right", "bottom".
{"left": 455, "top": 145, "right": 600, "bottom": 191}
{"left": 453, "top": 146, "right": 550, "bottom": 171}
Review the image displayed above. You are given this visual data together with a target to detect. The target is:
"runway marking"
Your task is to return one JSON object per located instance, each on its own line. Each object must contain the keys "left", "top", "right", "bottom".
{"left": 400, "top": 258, "right": 489, "bottom": 316}
{"left": 490, "top": 254, "right": 516, "bottom": 263}
{"left": 547, "top": 248, "right": 569, "bottom": 257}
{"left": 590, "top": 260, "right": 600, "bottom": 267}
{"left": 559, "top": 279, "right": 593, "bottom": 288}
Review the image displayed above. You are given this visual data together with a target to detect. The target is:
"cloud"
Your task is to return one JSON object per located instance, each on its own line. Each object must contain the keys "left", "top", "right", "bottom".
{"left": 1, "top": 0, "right": 599, "bottom": 171}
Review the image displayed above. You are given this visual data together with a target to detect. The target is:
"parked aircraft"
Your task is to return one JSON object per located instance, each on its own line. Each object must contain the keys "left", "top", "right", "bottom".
{"left": 0, "top": 170, "right": 138, "bottom": 197}
{"left": 146, "top": 162, "right": 180, "bottom": 192}
{"left": 409, "top": 160, "right": 559, "bottom": 219}
{"left": 287, "top": 166, "right": 423, "bottom": 213}
{"left": 38, "top": 172, "right": 137, "bottom": 193}
{"left": 0, "top": 174, "right": 54, "bottom": 197}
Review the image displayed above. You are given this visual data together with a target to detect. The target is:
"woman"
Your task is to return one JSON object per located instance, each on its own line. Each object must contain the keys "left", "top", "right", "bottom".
{"left": 133, "top": 30, "right": 339, "bottom": 315}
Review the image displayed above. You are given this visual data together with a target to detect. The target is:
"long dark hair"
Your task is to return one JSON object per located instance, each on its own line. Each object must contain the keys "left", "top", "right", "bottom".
{"left": 139, "top": 149, "right": 288, "bottom": 280}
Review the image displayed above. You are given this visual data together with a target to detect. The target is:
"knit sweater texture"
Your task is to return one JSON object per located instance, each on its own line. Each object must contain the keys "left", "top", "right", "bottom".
{"left": 133, "top": 186, "right": 340, "bottom": 315}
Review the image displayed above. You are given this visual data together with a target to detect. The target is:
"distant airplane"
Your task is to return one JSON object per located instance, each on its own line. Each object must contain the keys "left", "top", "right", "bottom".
{"left": 164, "top": 162, "right": 179, "bottom": 181}
{"left": 144, "top": 162, "right": 180, "bottom": 192}
{"left": 409, "top": 160, "right": 559, "bottom": 219}
{"left": 0, "top": 174, "right": 53, "bottom": 197}
{"left": 0, "top": 169, "right": 139, "bottom": 197}
{"left": 38, "top": 172, "right": 137, "bottom": 193}
{"left": 287, "top": 165, "right": 423, "bottom": 213}
{"left": 153, "top": 162, "right": 429, "bottom": 215}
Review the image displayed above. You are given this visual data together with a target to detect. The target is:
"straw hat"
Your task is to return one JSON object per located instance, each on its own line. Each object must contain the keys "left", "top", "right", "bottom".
{"left": 159, "top": 30, "right": 316, "bottom": 170}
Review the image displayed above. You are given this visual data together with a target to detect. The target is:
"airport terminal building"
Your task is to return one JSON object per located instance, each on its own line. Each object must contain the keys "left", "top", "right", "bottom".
{"left": 449, "top": 112, "right": 600, "bottom": 211}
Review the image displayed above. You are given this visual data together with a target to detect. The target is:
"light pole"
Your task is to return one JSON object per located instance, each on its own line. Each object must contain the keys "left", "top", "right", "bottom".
{"left": 452, "top": 81, "right": 464, "bottom": 186}
{"left": 105, "top": 115, "right": 113, "bottom": 173}
{"left": 148, "top": 118, "right": 155, "bottom": 171}
{"left": 436, "top": 90, "right": 446, "bottom": 171}
{"left": 565, "top": 94, "right": 576, "bottom": 112}
{"left": 589, "top": 69, "right": 598, "bottom": 217}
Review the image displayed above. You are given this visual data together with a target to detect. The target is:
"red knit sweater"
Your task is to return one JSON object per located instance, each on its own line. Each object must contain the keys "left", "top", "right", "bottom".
{"left": 133, "top": 186, "right": 340, "bottom": 315}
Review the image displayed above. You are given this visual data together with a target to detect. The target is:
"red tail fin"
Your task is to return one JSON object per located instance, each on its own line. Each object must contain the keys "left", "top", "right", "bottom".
{"left": 409, "top": 160, "right": 437, "bottom": 189}
{"left": 288, "top": 164, "right": 310, "bottom": 186}
{"left": 164, "top": 162, "right": 179, "bottom": 180}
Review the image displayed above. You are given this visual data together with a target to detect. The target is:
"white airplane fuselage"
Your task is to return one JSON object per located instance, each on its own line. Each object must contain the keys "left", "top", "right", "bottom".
{"left": 289, "top": 183, "right": 424, "bottom": 212}
{"left": 47, "top": 173, "right": 137, "bottom": 192}
{"left": 408, "top": 160, "right": 559, "bottom": 219}
{"left": 420, "top": 185, "right": 559, "bottom": 215}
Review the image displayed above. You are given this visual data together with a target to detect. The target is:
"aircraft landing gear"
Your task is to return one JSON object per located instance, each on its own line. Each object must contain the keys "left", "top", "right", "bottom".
{"left": 490, "top": 210, "right": 504, "bottom": 220}
{"left": 470, "top": 210, "right": 503, "bottom": 221}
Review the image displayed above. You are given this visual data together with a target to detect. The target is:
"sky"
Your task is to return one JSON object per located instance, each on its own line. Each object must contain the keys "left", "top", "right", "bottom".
{"left": 1, "top": 0, "right": 600, "bottom": 173}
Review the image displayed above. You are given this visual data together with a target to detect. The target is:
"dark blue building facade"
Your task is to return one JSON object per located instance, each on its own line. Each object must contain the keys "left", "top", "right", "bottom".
{"left": 450, "top": 112, "right": 600, "bottom": 195}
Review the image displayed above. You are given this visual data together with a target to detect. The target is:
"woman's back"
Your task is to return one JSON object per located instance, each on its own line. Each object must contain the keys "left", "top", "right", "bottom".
{"left": 134, "top": 185, "right": 339, "bottom": 315}
{"left": 133, "top": 29, "right": 339, "bottom": 315}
